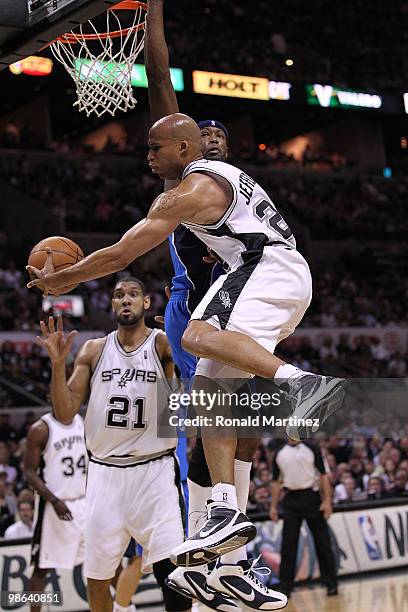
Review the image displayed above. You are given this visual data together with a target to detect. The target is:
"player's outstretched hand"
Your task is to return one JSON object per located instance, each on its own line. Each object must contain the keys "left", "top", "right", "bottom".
{"left": 52, "top": 499, "right": 73, "bottom": 521}
{"left": 36, "top": 315, "right": 77, "bottom": 364}
{"left": 26, "top": 248, "right": 57, "bottom": 295}
{"left": 154, "top": 285, "right": 171, "bottom": 326}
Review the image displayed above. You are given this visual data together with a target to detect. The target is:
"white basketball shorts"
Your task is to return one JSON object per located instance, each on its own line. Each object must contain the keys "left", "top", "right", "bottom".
{"left": 84, "top": 452, "right": 185, "bottom": 580}
{"left": 191, "top": 245, "right": 313, "bottom": 370}
{"left": 31, "top": 496, "right": 85, "bottom": 569}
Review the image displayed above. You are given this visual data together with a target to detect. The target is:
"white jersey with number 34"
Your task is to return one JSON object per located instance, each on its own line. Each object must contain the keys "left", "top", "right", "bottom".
{"left": 41, "top": 413, "right": 87, "bottom": 501}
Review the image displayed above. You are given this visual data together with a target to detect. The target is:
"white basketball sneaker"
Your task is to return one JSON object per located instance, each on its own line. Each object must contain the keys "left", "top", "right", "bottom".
{"left": 170, "top": 500, "right": 256, "bottom": 567}
{"left": 166, "top": 565, "right": 240, "bottom": 611}
{"left": 207, "top": 558, "right": 287, "bottom": 610}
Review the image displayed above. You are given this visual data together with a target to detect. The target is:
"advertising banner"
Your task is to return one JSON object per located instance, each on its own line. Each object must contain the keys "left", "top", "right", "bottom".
{"left": 192, "top": 70, "right": 270, "bottom": 100}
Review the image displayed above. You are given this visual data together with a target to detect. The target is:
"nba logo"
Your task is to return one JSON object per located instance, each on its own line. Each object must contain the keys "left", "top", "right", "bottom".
{"left": 358, "top": 515, "right": 382, "bottom": 560}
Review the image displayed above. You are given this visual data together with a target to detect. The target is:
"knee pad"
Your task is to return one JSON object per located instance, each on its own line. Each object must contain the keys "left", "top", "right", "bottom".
{"left": 153, "top": 558, "right": 191, "bottom": 611}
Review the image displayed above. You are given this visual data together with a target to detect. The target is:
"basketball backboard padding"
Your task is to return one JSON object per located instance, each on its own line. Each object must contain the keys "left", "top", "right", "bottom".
{"left": 0, "top": 0, "right": 119, "bottom": 69}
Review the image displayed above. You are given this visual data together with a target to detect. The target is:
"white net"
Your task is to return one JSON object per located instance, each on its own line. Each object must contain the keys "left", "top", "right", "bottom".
{"left": 50, "top": 1, "right": 146, "bottom": 117}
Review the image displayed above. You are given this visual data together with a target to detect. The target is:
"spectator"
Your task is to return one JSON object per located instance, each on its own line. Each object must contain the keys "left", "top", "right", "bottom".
{"left": 0, "top": 413, "right": 18, "bottom": 443}
{"left": 0, "top": 473, "right": 17, "bottom": 536}
{"left": 386, "top": 470, "right": 408, "bottom": 498}
{"left": 0, "top": 442, "right": 17, "bottom": 484}
{"left": 366, "top": 476, "right": 386, "bottom": 500}
{"left": 4, "top": 500, "right": 34, "bottom": 539}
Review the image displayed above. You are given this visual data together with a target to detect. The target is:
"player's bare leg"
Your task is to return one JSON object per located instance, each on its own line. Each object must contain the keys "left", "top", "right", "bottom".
{"left": 115, "top": 556, "right": 142, "bottom": 610}
{"left": 87, "top": 578, "right": 113, "bottom": 612}
{"left": 182, "top": 321, "right": 345, "bottom": 440}
{"left": 182, "top": 321, "right": 283, "bottom": 377}
{"left": 30, "top": 566, "right": 48, "bottom": 612}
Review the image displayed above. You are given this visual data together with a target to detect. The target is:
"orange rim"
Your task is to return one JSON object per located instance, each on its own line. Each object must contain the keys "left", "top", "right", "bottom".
{"left": 54, "top": 1, "right": 147, "bottom": 44}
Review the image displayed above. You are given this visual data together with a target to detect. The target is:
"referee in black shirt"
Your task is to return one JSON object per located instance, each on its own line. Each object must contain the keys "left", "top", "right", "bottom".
{"left": 270, "top": 438, "right": 338, "bottom": 598}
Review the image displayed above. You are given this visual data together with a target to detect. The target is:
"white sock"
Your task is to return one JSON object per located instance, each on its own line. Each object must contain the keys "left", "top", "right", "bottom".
{"left": 220, "top": 460, "right": 251, "bottom": 565}
{"left": 113, "top": 604, "right": 132, "bottom": 612}
{"left": 212, "top": 482, "right": 238, "bottom": 508}
{"left": 274, "top": 363, "right": 309, "bottom": 385}
{"left": 187, "top": 478, "right": 212, "bottom": 535}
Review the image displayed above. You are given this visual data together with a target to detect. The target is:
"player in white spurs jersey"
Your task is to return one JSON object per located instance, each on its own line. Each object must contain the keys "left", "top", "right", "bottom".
{"left": 36, "top": 278, "right": 191, "bottom": 612}
{"left": 28, "top": 115, "right": 345, "bottom": 598}
{"left": 24, "top": 412, "right": 86, "bottom": 612}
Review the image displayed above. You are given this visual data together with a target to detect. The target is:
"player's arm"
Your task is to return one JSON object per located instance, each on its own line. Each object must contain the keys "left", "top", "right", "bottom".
{"left": 145, "top": 0, "right": 179, "bottom": 123}
{"left": 26, "top": 174, "right": 210, "bottom": 292}
{"left": 36, "top": 315, "right": 94, "bottom": 424}
{"left": 155, "top": 331, "right": 175, "bottom": 379}
{"left": 24, "top": 421, "right": 73, "bottom": 520}
{"left": 52, "top": 339, "right": 95, "bottom": 424}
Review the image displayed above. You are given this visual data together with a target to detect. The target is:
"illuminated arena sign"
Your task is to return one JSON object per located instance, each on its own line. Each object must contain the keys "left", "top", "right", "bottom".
{"left": 9, "top": 56, "right": 53, "bottom": 76}
{"left": 307, "top": 84, "right": 382, "bottom": 109}
{"left": 74, "top": 60, "right": 184, "bottom": 91}
{"left": 268, "top": 81, "right": 292, "bottom": 100}
{"left": 403, "top": 93, "right": 408, "bottom": 114}
{"left": 193, "top": 70, "right": 270, "bottom": 100}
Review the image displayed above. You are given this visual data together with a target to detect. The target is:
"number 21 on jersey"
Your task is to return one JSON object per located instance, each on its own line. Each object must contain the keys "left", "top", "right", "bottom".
{"left": 106, "top": 395, "right": 146, "bottom": 430}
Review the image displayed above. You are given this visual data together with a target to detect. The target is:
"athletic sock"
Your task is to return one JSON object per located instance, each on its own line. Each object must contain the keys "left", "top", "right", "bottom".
{"left": 187, "top": 478, "right": 212, "bottom": 535}
{"left": 220, "top": 460, "right": 251, "bottom": 565}
{"left": 274, "top": 363, "right": 312, "bottom": 385}
{"left": 212, "top": 482, "right": 238, "bottom": 508}
{"left": 113, "top": 604, "right": 131, "bottom": 612}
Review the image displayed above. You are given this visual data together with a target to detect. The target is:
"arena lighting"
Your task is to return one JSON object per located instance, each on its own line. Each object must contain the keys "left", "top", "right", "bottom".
{"left": 9, "top": 56, "right": 53, "bottom": 76}
{"left": 259, "top": 143, "right": 267, "bottom": 150}
{"left": 403, "top": 93, "right": 408, "bottom": 114}
{"left": 74, "top": 60, "right": 184, "bottom": 91}
{"left": 285, "top": 58, "right": 294, "bottom": 67}
{"left": 192, "top": 70, "right": 270, "bottom": 100}
{"left": 307, "top": 84, "right": 383, "bottom": 109}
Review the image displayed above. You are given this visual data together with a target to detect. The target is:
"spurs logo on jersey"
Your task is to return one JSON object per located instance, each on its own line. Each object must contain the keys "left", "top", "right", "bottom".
{"left": 182, "top": 159, "right": 296, "bottom": 272}
{"left": 85, "top": 329, "right": 177, "bottom": 464}
{"left": 41, "top": 413, "right": 87, "bottom": 501}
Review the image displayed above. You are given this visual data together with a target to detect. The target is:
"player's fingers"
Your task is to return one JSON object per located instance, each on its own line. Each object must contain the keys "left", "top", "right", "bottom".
{"left": 154, "top": 316, "right": 165, "bottom": 325}
{"left": 202, "top": 256, "right": 217, "bottom": 264}
{"left": 39, "top": 320, "right": 49, "bottom": 336}
{"left": 65, "top": 330, "right": 78, "bottom": 350}
{"left": 35, "top": 336, "right": 46, "bottom": 347}
{"left": 26, "top": 265, "right": 40, "bottom": 278}
{"left": 164, "top": 285, "right": 171, "bottom": 300}
{"left": 48, "top": 316, "right": 55, "bottom": 334}
{"left": 57, "top": 314, "right": 63, "bottom": 333}
{"left": 44, "top": 248, "right": 54, "bottom": 272}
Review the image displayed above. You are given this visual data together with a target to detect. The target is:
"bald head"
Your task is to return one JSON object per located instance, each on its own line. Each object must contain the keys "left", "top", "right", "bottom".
{"left": 148, "top": 113, "right": 203, "bottom": 180}
{"left": 150, "top": 113, "right": 201, "bottom": 143}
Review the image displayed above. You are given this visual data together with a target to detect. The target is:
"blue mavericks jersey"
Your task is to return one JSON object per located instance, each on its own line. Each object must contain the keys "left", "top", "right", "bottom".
{"left": 169, "top": 225, "right": 223, "bottom": 312}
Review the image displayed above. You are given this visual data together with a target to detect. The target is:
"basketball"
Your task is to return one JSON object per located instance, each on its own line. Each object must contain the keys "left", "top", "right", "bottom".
{"left": 28, "top": 236, "right": 84, "bottom": 293}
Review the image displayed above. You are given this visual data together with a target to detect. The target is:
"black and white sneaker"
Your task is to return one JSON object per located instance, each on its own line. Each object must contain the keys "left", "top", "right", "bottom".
{"left": 170, "top": 500, "right": 256, "bottom": 567}
{"left": 207, "top": 558, "right": 287, "bottom": 610}
{"left": 166, "top": 566, "right": 240, "bottom": 611}
{"left": 284, "top": 374, "right": 346, "bottom": 440}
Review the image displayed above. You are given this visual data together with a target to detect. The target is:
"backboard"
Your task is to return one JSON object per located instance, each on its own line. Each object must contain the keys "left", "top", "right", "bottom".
{"left": 0, "top": 0, "right": 119, "bottom": 69}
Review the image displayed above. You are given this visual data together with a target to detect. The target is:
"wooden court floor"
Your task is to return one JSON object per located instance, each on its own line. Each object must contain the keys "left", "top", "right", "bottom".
{"left": 140, "top": 570, "right": 408, "bottom": 612}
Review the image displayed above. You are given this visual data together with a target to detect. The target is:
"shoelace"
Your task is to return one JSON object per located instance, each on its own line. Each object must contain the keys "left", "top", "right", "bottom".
{"left": 244, "top": 555, "right": 271, "bottom": 593}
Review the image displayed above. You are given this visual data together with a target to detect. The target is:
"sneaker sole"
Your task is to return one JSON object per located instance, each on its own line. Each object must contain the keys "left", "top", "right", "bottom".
{"left": 166, "top": 576, "right": 240, "bottom": 612}
{"left": 170, "top": 524, "right": 257, "bottom": 567}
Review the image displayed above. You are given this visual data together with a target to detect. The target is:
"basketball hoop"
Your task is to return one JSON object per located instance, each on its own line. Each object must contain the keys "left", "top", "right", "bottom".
{"left": 50, "top": 1, "right": 147, "bottom": 117}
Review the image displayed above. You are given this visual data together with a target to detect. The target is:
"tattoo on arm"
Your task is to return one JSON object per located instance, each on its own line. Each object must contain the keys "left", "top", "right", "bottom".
{"left": 150, "top": 191, "right": 177, "bottom": 214}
